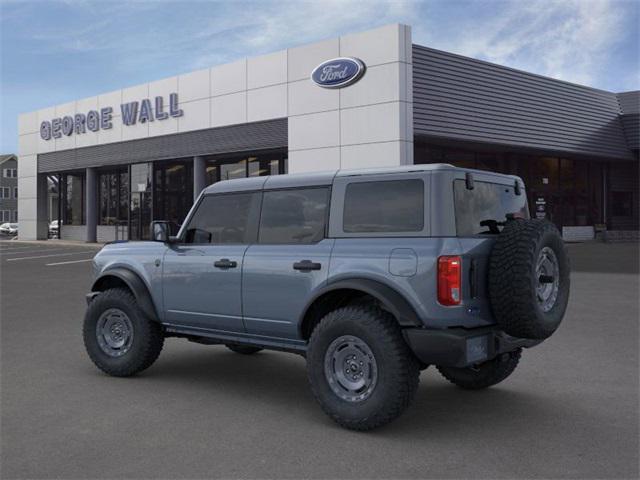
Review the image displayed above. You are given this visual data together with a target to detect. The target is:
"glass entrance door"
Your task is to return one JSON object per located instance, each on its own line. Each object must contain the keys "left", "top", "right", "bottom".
{"left": 153, "top": 160, "right": 193, "bottom": 233}
{"left": 129, "top": 163, "right": 152, "bottom": 240}
{"left": 129, "top": 192, "right": 151, "bottom": 240}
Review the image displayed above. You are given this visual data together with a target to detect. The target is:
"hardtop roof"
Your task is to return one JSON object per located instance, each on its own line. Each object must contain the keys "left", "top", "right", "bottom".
{"left": 202, "top": 163, "right": 520, "bottom": 194}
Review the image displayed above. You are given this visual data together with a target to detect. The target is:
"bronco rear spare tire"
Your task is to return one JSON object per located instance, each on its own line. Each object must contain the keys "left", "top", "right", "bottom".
{"left": 489, "top": 218, "right": 570, "bottom": 340}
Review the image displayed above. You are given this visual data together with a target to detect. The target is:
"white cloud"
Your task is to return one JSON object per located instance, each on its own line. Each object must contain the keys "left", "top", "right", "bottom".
{"left": 188, "top": 0, "right": 418, "bottom": 69}
{"left": 414, "top": 0, "right": 636, "bottom": 89}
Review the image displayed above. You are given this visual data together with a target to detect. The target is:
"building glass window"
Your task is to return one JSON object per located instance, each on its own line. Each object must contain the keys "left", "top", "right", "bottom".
{"left": 205, "top": 150, "right": 286, "bottom": 186}
{"left": 611, "top": 192, "right": 633, "bottom": 217}
{"left": 129, "top": 163, "right": 153, "bottom": 241}
{"left": 154, "top": 160, "right": 193, "bottom": 229}
{"left": 0, "top": 187, "right": 9, "bottom": 199}
{"left": 61, "top": 173, "right": 85, "bottom": 225}
{"left": 413, "top": 140, "right": 612, "bottom": 229}
{"left": 98, "top": 169, "right": 128, "bottom": 225}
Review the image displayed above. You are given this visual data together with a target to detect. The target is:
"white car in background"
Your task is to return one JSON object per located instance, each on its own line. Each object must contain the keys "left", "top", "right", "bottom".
{"left": 0, "top": 223, "right": 18, "bottom": 236}
{"left": 49, "top": 220, "right": 60, "bottom": 238}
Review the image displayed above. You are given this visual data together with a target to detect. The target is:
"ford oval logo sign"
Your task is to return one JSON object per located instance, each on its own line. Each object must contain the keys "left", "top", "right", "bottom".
{"left": 311, "top": 57, "right": 366, "bottom": 89}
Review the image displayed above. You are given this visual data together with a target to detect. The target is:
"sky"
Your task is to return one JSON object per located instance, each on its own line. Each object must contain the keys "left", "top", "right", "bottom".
{"left": 1, "top": 0, "right": 638, "bottom": 153}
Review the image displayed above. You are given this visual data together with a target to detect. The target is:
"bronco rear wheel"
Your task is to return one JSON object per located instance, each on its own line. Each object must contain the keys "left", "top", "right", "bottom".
{"left": 83, "top": 288, "right": 164, "bottom": 377}
{"left": 307, "top": 305, "right": 420, "bottom": 431}
{"left": 489, "top": 219, "right": 570, "bottom": 340}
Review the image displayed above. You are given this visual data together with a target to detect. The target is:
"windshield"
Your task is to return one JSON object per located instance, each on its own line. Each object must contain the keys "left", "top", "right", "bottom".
{"left": 454, "top": 179, "right": 529, "bottom": 236}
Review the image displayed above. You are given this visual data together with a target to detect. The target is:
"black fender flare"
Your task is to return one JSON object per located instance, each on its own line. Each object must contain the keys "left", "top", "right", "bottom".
{"left": 91, "top": 267, "right": 160, "bottom": 322}
{"left": 299, "top": 278, "right": 422, "bottom": 328}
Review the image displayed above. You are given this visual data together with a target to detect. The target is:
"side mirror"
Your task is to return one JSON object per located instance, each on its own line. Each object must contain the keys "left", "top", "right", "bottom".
{"left": 151, "top": 221, "right": 170, "bottom": 243}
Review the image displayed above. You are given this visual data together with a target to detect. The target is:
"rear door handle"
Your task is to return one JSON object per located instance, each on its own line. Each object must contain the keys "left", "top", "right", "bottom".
{"left": 214, "top": 258, "right": 237, "bottom": 269}
{"left": 293, "top": 260, "right": 321, "bottom": 271}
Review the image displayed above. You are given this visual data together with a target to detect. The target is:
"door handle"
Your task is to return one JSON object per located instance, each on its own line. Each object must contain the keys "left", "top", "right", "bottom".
{"left": 214, "top": 258, "right": 237, "bottom": 269}
{"left": 293, "top": 260, "right": 321, "bottom": 271}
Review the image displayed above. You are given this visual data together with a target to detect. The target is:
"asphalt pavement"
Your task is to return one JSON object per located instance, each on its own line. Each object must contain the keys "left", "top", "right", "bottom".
{"left": 0, "top": 240, "right": 638, "bottom": 479}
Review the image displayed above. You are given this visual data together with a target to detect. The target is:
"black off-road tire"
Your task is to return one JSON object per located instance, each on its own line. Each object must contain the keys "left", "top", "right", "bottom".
{"left": 226, "top": 344, "right": 263, "bottom": 355}
{"left": 83, "top": 288, "right": 164, "bottom": 377}
{"left": 437, "top": 349, "right": 522, "bottom": 390}
{"left": 307, "top": 305, "right": 420, "bottom": 431}
{"left": 489, "top": 218, "right": 570, "bottom": 340}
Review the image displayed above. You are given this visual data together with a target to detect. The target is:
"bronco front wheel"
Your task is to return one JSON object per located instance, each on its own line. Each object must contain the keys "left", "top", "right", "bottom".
{"left": 306, "top": 305, "right": 420, "bottom": 431}
{"left": 83, "top": 288, "right": 164, "bottom": 377}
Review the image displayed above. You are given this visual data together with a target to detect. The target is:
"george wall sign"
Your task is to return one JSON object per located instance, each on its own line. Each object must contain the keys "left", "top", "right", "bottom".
{"left": 311, "top": 57, "right": 366, "bottom": 89}
{"left": 40, "top": 93, "right": 184, "bottom": 140}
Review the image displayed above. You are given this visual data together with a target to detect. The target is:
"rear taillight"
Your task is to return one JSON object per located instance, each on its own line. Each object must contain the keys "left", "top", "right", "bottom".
{"left": 438, "top": 256, "right": 461, "bottom": 306}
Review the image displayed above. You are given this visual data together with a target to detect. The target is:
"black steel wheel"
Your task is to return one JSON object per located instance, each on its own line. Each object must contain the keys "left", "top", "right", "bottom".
{"left": 307, "top": 305, "right": 419, "bottom": 431}
{"left": 83, "top": 288, "right": 164, "bottom": 377}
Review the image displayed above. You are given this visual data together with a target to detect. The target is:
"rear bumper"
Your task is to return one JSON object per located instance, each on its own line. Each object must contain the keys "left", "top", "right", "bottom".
{"left": 403, "top": 326, "right": 541, "bottom": 368}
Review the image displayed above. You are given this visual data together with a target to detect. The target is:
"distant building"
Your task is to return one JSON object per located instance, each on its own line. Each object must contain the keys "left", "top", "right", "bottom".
{"left": 0, "top": 154, "right": 18, "bottom": 223}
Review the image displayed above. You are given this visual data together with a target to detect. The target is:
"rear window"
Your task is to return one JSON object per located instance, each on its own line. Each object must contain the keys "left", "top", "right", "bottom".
{"left": 454, "top": 179, "right": 529, "bottom": 236}
{"left": 343, "top": 179, "right": 424, "bottom": 233}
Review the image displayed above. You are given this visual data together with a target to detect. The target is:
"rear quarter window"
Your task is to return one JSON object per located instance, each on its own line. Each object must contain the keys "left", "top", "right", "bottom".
{"left": 454, "top": 179, "right": 529, "bottom": 236}
{"left": 343, "top": 179, "right": 424, "bottom": 233}
{"left": 259, "top": 188, "right": 329, "bottom": 244}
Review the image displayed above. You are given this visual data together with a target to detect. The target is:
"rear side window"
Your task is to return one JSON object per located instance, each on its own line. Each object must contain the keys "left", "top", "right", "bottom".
{"left": 343, "top": 179, "right": 424, "bottom": 233}
{"left": 184, "top": 193, "right": 259, "bottom": 244}
{"left": 259, "top": 188, "right": 329, "bottom": 244}
{"left": 454, "top": 180, "right": 529, "bottom": 236}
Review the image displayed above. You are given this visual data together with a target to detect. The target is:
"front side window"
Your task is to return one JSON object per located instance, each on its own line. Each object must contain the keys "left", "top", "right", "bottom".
{"left": 454, "top": 179, "right": 529, "bottom": 236}
{"left": 259, "top": 188, "right": 329, "bottom": 244}
{"left": 343, "top": 179, "right": 424, "bottom": 233}
{"left": 184, "top": 193, "right": 259, "bottom": 244}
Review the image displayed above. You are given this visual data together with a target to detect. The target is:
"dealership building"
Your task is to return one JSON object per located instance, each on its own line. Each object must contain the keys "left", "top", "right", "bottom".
{"left": 17, "top": 24, "right": 639, "bottom": 242}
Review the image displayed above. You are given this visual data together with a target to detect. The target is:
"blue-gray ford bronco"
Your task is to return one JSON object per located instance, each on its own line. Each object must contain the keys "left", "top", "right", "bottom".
{"left": 84, "top": 164, "right": 570, "bottom": 430}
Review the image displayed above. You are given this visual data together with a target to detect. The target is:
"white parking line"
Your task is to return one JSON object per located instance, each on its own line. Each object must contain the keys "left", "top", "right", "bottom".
{"left": 0, "top": 246, "right": 44, "bottom": 251}
{"left": 0, "top": 248, "right": 90, "bottom": 257}
{"left": 46, "top": 258, "right": 94, "bottom": 266}
{"left": 6, "top": 251, "right": 96, "bottom": 262}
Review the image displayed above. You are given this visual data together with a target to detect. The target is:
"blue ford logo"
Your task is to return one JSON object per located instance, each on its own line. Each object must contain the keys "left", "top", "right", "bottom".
{"left": 311, "top": 57, "right": 366, "bottom": 89}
